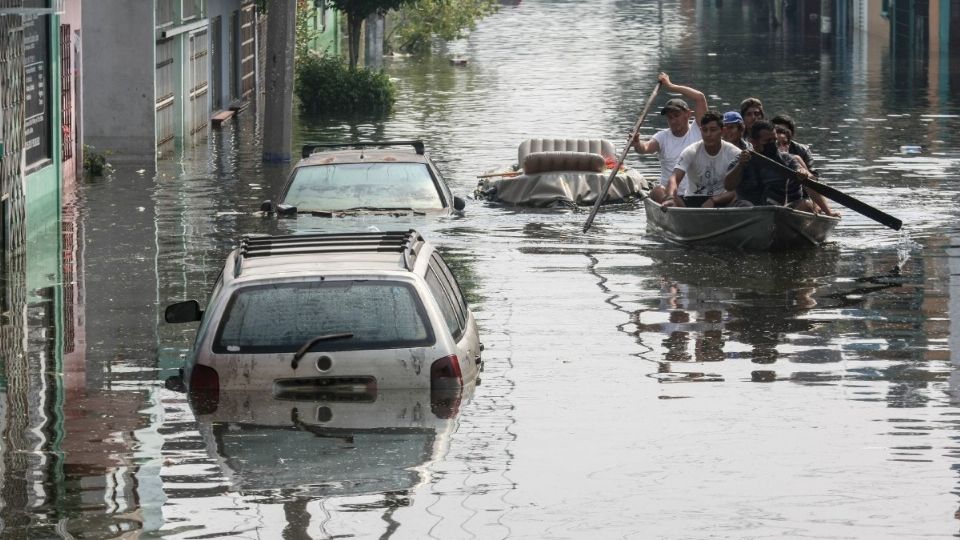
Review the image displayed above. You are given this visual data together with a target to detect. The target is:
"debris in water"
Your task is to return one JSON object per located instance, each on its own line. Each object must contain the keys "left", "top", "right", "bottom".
{"left": 899, "top": 145, "right": 922, "bottom": 155}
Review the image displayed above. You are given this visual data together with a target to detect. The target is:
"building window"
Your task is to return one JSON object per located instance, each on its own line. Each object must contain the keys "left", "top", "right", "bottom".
{"left": 182, "top": 0, "right": 205, "bottom": 21}
{"left": 157, "top": 0, "right": 175, "bottom": 27}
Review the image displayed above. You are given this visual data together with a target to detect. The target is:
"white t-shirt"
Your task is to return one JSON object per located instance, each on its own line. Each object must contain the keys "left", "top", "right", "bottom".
{"left": 652, "top": 121, "right": 702, "bottom": 192}
{"left": 674, "top": 140, "right": 741, "bottom": 196}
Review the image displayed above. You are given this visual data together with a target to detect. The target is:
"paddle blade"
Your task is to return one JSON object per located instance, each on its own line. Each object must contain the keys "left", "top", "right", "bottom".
{"left": 801, "top": 176, "right": 902, "bottom": 231}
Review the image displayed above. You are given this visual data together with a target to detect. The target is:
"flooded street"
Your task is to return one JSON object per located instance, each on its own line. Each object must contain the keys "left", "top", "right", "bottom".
{"left": 5, "top": 1, "right": 960, "bottom": 538}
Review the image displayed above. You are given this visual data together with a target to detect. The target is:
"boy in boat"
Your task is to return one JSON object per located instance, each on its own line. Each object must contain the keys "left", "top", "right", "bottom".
{"left": 724, "top": 120, "right": 823, "bottom": 213}
{"left": 771, "top": 114, "right": 840, "bottom": 217}
{"left": 632, "top": 72, "right": 708, "bottom": 203}
{"left": 663, "top": 110, "right": 741, "bottom": 208}
{"left": 771, "top": 114, "right": 814, "bottom": 171}
{"left": 721, "top": 111, "right": 751, "bottom": 150}
{"left": 740, "top": 97, "right": 765, "bottom": 133}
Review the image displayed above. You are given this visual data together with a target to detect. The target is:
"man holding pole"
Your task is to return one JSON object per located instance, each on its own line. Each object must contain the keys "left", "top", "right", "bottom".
{"left": 632, "top": 73, "right": 708, "bottom": 204}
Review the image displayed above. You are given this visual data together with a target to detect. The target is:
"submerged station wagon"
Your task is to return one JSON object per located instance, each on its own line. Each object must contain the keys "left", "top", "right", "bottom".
{"left": 165, "top": 230, "right": 482, "bottom": 400}
{"left": 260, "top": 140, "right": 466, "bottom": 217}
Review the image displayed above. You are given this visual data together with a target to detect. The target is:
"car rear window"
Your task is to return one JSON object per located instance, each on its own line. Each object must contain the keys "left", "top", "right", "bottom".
{"left": 213, "top": 280, "right": 434, "bottom": 353}
{"left": 284, "top": 163, "right": 445, "bottom": 211}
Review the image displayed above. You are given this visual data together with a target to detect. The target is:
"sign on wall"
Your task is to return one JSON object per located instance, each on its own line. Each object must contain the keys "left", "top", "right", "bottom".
{"left": 23, "top": 11, "right": 51, "bottom": 170}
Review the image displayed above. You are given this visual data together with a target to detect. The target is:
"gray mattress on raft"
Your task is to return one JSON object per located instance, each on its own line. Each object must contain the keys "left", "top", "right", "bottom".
{"left": 478, "top": 169, "right": 648, "bottom": 207}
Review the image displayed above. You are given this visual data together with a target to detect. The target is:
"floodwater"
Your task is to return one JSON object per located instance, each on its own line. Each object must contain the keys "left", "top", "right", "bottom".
{"left": 4, "top": 1, "right": 960, "bottom": 538}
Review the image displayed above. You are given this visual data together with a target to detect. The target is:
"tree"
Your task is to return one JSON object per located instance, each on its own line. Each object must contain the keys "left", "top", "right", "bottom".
{"left": 325, "top": 0, "right": 413, "bottom": 68}
{"left": 390, "top": 0, "right": 498, "bottom": 53}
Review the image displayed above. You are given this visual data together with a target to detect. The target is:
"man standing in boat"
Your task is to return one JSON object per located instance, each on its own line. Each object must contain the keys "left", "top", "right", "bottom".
{"left": 663, "top": 110, "right": 741, "bottom": 208}
{"left": 632, "top": 72, "right": 708, "bottom": 203}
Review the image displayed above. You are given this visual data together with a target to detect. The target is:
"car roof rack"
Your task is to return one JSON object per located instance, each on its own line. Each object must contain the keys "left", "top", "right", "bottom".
{"left": 233, "top": 229, "right": 426, "bottom": 277}
{"left": 301, "top": 140, "right": 425, "bottom": 159}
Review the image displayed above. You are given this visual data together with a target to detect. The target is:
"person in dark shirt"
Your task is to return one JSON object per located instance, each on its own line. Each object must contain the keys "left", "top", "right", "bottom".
{"left": 723, "top": 120, "right": 816, "bottom": 211}
{"left": 771, "top": 114, "right": 840, "bottom": 216}
{"left": 770, "top": 114, "right": 815, "bottom": 171}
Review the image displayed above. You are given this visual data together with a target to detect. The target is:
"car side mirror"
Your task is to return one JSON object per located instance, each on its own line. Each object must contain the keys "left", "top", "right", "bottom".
{"left": 260, "top": 200, "right": 274, "bottom": 213}
{"left": 453, "top": 196, "right": 466, "bottom": 211}
{"left": 276, "top": 203, "right": 298, "bottom": 216}
{"left": 165, "top": 300, "right": 203, "bottom": 323}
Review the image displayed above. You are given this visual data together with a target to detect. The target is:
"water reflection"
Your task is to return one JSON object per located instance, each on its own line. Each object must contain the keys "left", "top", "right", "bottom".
{"left": 161, "top": 385, "right": 474, "bottom": 537}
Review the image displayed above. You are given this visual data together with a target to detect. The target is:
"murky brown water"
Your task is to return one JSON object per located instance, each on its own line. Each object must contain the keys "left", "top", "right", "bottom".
{"left": 4, "top": 1, "right": 960, "bottom": 538}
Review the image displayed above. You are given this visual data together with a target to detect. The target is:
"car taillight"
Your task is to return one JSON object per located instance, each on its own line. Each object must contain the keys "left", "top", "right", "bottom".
{"left": 430, "top": 355, "right": 463, "bottom": 390}
{"left": 190, "top": 364, "right": 220, "bottom": 392}
{"left": 188, "top": 365, "right": 220, "bottom": 415}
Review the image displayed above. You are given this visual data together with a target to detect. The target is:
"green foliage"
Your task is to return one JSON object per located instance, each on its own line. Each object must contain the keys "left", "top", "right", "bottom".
{"left": 295, "top": 54, "right": 397, "bottom": 115}
{"left": 391, "top": 0, "right": 498, "bottom": 53}
{"left": 295, "top": 0, "right": 319, "bottom": 64}
{"left": 82, "top": 145, "right": 110, "bottom": 176}
{"left": 325, "top": 0, "right": 415, "bottom": 67}
{"left": 323, "top": 0, "right": 409, "bottom": 20}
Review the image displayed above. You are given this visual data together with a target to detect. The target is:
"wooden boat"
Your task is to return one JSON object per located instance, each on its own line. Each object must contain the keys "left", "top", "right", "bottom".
{"left": 476, "top": 138, "right": 648, "bottom": 208}
{"left": 643, "top": 197, "right": 840, "bottom": 250}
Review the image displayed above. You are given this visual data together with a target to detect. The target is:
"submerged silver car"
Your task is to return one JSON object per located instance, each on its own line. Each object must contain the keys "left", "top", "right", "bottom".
{"left": 165, "top": 230, "right": 482, "bottom": 401}
{"left": 260, "top": 140, "right": 466, "bottom": 217}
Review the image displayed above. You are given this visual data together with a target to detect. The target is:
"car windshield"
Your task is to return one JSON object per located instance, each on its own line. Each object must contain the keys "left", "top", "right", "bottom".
{"left": 214, "top": 280, "right": 434, "bottom": 353}
{"left": 283, "top": 162, "right": 445, "bottom": 211}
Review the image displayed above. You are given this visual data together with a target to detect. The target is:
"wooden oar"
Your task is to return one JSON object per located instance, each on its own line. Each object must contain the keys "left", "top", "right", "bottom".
{"left": 582, "top": 82, "right": 662, "bottom": 233}
{"left": 748, "top": 150, "right": 902, "bottom": 231}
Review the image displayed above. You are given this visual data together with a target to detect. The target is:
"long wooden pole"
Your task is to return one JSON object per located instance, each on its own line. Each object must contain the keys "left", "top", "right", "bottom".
{"left": 582, "top": 82, "right": 662, "bottom": 233}
{"left": 748, "top": 150, "right": 902, "bottom": 231}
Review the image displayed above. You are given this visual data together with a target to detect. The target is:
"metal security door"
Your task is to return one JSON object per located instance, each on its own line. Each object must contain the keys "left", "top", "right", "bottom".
{"left": 187, "top": 28, "right": 209, "bottom": 143}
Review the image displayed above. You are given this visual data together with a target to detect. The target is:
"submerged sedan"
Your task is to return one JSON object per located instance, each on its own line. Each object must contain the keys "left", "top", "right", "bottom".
{"left": 261, "top": 140, "right": 466, "bottom": 217}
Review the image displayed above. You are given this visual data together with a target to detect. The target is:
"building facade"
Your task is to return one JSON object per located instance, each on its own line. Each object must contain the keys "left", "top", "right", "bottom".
{"left": 82, "top": 0, "right": 258, "bottom": 161}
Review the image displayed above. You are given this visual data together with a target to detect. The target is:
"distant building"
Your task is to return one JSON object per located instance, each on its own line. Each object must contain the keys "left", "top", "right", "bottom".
{"left": 305, "top": 0, "right": 341, "bottom": 56}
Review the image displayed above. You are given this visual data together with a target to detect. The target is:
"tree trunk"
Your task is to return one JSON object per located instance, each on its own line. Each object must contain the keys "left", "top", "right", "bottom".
{"left": 347, "top": 13, "right": 363, "bottom": 69}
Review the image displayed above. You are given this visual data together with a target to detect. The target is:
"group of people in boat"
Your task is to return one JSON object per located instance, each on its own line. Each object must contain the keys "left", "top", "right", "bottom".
{"left": 632, "top": 72, "right": 840, "bottom": 217}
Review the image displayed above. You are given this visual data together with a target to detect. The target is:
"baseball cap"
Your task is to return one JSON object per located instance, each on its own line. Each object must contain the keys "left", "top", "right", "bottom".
{"left": 660, "top": 98, "right": 690, "bottom": 115}
{"left": 722, "top": 111, "right": 744, "bottom": 125}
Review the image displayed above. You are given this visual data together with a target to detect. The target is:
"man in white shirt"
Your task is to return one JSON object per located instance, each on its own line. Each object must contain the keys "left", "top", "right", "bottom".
{"left": 633, "top": 72, "right": 708, "bottom": 203}
{"left": 663, "top": 110, "right": 741, "bottom": 208}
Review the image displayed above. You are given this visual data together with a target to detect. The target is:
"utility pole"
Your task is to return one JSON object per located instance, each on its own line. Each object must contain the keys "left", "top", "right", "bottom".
{"left": 262, "top": 0, "right": 296, "bottom": 162}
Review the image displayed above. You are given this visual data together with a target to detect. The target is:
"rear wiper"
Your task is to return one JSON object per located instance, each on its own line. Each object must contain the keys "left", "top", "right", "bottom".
{"left": 291, "top": 333, "right": 354, "bottom": 369}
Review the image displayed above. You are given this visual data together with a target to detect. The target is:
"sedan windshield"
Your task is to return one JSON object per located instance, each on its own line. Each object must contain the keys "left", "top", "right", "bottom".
{"left": 283, "top": 163, "right": 445, "bottom": 211}
{"left": 214, "top": 280, "right": 434, "bottom": 353}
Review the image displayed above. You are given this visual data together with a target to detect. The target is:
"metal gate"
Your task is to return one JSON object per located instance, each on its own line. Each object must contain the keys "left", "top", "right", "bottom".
{"left": 155, "top": 37, "right": 175, "bottom": 155}
{"left": 239, "top": 3, "right": 255, "bottom": 100}
{"left": 187, "top": 28, "right": 209, "bottom": 142}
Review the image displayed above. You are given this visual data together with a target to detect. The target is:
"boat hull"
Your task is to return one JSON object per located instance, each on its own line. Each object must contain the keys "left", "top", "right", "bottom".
{"left": 643, "top": 197, "right": 840, "bottom": 250}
